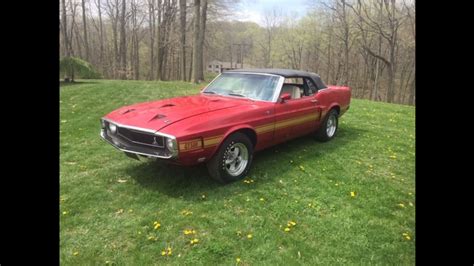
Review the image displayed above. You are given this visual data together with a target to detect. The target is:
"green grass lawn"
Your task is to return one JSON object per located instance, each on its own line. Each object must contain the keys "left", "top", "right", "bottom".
{"left": 60, "top": 79, "right": 415, "bottom": 265}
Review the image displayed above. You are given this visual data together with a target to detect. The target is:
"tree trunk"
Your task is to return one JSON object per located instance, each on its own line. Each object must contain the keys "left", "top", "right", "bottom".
{"left": 179, "top": 0, "right": 186, "bottom": 81}
{"left": 192, "top": 0, "right": 201, "bottom": 83}
{"left": 197, "top": 0, "right": 207, "bottom": 81}
{"left": 148, "top": 0, "right": 155, "bottom": 80}
{"left": 326, "top": 14, "right": 333, "bottom": 84}
{"left": 156, "top": 0, "right": 162, "bottom": 80}
{"left": 81, "top": 0, "right": 90, "bottom": 61}
{"left": 61, "top": 0, "right": 70, "bottom": 58}
{"left": 119, "top": 0, "right": 127, "bottom": 79}
{"left": 188, "top": 47, "right": 193, "bottom": 81}
{"left": 96, "top": 0, "right": 105, "bottom": 76}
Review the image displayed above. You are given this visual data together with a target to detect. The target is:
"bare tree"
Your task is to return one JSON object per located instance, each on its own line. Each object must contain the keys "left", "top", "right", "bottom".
{"left": 105, "top": 0, "right": 120, "bottom": 78}
{"left": 95, "top": 0, "right": 106, "bottom": 75}
{"left": 147, "top": 0, "right": 156, "bottom": 80}
{"left": 348, "top": 0, "right": 404, "bottom": 103}
{"left": 197, "top": 0, "right": 207, "bottom": 81}
{"left": 119, "top": 0, "right": 127, "bottom": 79}
{"left": 179, "top": 0, "right": 186, "bottom": 81}
{"left": 61, "top": 0, "right": 70, "bottom": 57}
{"left": 260, "top": 8, "right": 281, "bottom": 68}
{"left": 81, "top": 0, "right": 90, "bottom": 61}
{"left": 192, "top": 0, "right": 201, "bottom": 83}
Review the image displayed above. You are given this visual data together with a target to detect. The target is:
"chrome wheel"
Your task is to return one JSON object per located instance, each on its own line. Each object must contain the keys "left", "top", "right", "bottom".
{"left": 224, "top": 143, "right": 249, "bottom": 176}
{"left": 326, "top": 114, "right": 337, "bottom": 137}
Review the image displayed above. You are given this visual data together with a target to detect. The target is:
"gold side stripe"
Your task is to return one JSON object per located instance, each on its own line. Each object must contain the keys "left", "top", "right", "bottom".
{"left": 275, "top": 113, "right": 320, "bottom": 129}
{"left": 179, "top": 138, "right": 203, "bottom": 152}
{"left": 180, "top": 138, "right": 201, "bottom": 144}
{"left": 203, "top": 138, "right": 222, "bottom": 147}
{"left": 179, "top": 112, "right": 322, "bottom": 152}
{"left": 255, "top": 124, "right": 274, "bottom": 134}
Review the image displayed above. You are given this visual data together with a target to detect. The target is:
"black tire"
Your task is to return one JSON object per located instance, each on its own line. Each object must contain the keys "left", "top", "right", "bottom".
{"left": 316, "top": 109, "right": 339, "bottom": 142}
{"left": 206, "top": 132, "right": 254, "bottom": 183}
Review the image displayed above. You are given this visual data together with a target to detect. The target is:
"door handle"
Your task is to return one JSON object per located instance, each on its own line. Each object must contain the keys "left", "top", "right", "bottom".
{"left": 310, "top": 99, "right": 318, "bottom": 103}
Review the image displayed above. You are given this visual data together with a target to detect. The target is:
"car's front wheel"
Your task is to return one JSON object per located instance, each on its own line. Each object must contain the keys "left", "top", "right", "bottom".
{"left": 206, "top": 132, "right": 253, "bottom": 183}
{"left": 316, "top": 109, "right": 339, "bottom": 142}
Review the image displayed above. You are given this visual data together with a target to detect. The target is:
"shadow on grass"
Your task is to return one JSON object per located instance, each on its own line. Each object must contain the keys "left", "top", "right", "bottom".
{"left": 60, "top": 80, "right": 99, "bottom": 87}
{"left": 126, "top": 124, "right": 367, "bottom": 200}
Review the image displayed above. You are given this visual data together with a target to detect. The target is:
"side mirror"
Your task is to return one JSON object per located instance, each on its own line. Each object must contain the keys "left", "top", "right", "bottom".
{"left": 280, "top": 93, "right": 291, "bottom": 103}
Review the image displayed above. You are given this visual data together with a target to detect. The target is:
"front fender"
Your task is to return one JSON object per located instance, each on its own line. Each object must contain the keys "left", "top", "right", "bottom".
{"left": 206, "top": 124, "right": 257, "bottom": 159}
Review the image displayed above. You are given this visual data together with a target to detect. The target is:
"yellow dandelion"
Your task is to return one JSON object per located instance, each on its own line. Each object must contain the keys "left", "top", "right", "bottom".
{"left": 408, "top": 192, "right": 413, "bottom": 196}
{"left": 153, "top": 222, "right": 161, "bottom": 230}
{"left": 73, "top": 251, "right": 79, "bottom": 256}
{"left": 236, "top": 230, "right": 242, "bottom": 236}
{"left": 190, "top": 238, "right": 199, "bottom": 245}
{"left": 201, "top": 194, "right": 206, "bottom": 199}
{"left": 236, "top": 257, "right": 241, "bottom": 263}
{"left": 161, "top": 251, "right": 166, "bottom": 256}
{"left": 299, "top": 165, "right": 305, "bottom": 171}
{"left": 62, "top": 211, "right": 68, "bottom": 215}
{"left": 247, "top": 234, "right": 253, "bottom": 239}
{"left": 289, "top": 221, "right": 296, "bottom": 226}
{"left": 284, "top": 227, "right": 291, "bottom": 232}
{"left": 402, "top": 233, "right": 411, "bottom": 240}
{"left": 350, "top": 191, "right": 356, "bottom": 197}
{"left": 181, "top": 210, "right": 193, "bottom": 216}
{"left": 398, "top": 203, "right": 405, "bottom": 208}
{"left": 183, "top": 229, "right": 196, "bottom": 235}
{"left": 409, "top": 202, "right": 414, "bottom": 207}
{"left": 259, "top": 198, "right": 264, "bottom": 201}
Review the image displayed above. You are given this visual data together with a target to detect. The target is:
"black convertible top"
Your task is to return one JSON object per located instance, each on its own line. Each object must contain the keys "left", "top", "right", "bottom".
{"left": 226, "top": 68, "right": 327, "bottom": 90}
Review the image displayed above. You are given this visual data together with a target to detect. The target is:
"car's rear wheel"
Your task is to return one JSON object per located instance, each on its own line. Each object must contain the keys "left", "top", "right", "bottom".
{"left": 316, "top": 109, "right": 339, "bottom": 142}
{"left": 207, "top": 132, "right": 253, "bottom": 183}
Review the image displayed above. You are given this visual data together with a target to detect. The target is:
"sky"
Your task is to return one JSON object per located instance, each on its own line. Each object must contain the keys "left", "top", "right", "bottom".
{"left": 233, "top": 0, "right": 312, "bottom": 26}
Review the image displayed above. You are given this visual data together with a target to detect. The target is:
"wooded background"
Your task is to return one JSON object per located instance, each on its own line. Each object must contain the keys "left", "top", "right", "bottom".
{"left": 60, "top": 0, "right": 415, "bottom": 105}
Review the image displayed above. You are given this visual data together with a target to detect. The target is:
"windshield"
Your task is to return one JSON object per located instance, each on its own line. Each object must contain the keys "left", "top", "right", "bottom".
{"left": 203, "top": 73, "right": 281, "bottom": 102}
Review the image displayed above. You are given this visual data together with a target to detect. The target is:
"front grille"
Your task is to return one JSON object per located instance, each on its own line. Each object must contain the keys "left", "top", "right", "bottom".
{"left": 101, "top": 119, "right": 174, "bottom": 158}
{"left": 117, "top": 127, "right": 164, "bottom": 148}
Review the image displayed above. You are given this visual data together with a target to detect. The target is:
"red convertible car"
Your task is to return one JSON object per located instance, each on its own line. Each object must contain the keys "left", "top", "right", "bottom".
{"left": 100, "top": 69, "right": 351, "bottom": 183}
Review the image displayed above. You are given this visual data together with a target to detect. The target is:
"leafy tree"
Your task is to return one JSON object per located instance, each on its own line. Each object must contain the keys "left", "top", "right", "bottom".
{"left": 60, "top": 57, "right": 101, "bottom": 82}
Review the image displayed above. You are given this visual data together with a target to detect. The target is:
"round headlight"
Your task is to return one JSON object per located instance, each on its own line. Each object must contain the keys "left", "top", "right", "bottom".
{"left": 166, "top": 138, "right": 177, "bottom": 151}
{"left": 109, "top": 123, "right": 117, "bottom": 134}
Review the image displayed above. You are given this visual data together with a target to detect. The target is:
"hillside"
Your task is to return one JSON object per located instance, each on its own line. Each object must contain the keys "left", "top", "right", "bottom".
{"left": 60, "top": 79, "right": 415, "bottom": 265}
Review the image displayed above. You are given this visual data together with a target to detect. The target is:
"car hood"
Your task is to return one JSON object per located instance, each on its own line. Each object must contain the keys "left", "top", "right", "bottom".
{"left": 104, "top": 94, "right": 250, "bottom": 132}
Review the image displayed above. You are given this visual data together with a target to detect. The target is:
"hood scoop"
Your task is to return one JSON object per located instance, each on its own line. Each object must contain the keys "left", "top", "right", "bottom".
{"left": 120, "top": 108, "right": 135, "bottom": 115}
{"left": 160, "top": 104, "right": 175, "bottom": 108}
{"left": 148, "top": 113, "right": 167, "bottom": 122}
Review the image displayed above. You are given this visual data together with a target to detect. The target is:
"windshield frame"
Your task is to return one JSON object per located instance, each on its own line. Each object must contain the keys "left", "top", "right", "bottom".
{"left": 202, "top": 72, "right": 285, "bottom": 103}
